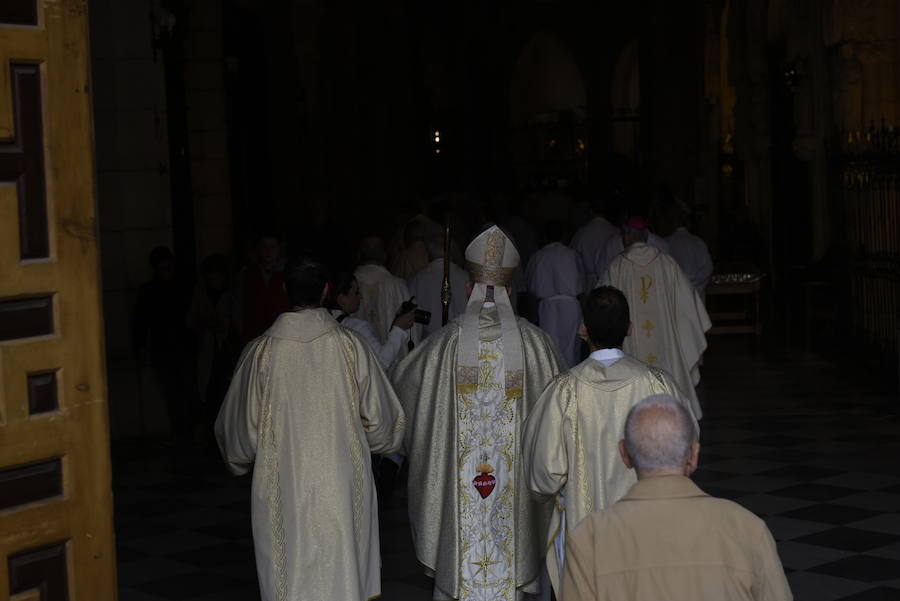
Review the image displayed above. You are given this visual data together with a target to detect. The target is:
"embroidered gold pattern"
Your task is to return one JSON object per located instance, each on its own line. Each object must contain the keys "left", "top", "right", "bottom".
{"left": 465, "top": 262, "right": 515, "bottom": 286}
{"left": 641, "top": 319, "right": 655, "bottom": 337}
{"left": 639, "top": 275, "right": 653, "bottom": 303}
{"left": 338, "top": 330, "right": 366, "bottom": 543}
{"left": 484, "top": 230, "right": 506, "bottom": 267}
{"left": 258, "top": 342, "right": 288, "bottom": 601}
{"left": 456, "top": 337, "right": 517, "bottom": 601}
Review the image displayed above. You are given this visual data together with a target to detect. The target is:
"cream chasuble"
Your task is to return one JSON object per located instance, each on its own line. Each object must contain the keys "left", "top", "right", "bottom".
{"left": 522, "top": 355, "right": 699, "bottom": 595}
{"left": 600, "top": 243, "right": 710, "bottom": 418}
{"left": 392, "top": 308, "right": 564, "bottom": 600}
{"left": 215, "top": 309, "right": 405, "bottom": 601}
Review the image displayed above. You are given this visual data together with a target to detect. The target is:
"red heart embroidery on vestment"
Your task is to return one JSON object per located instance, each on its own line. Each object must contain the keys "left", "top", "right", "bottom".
{"left": 473, "top": 473, "right": 496, "bottom": 499}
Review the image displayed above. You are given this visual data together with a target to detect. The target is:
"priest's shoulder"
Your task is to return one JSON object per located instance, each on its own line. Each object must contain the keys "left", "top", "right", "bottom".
{"left": 393, "top": 320, "right": 461, "bottom": 372}
{"left": 233, "top": 334, "right": 275, "bottom": 374}
{"left": 645, "top": 362, "right": 679, "bottom": 390}
{"left": 516, "top": 316, "right": 556, "bottom": 346}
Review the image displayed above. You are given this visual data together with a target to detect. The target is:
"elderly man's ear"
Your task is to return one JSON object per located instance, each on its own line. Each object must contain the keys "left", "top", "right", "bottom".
{"left": 684, "top": 442, "right": 700, "bottom": 476}
{"left": 618, "top": 440, "right": 633, "bottom": 470}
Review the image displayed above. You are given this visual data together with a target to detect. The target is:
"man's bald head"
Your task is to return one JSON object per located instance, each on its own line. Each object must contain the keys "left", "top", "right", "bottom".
{"left": 621, "top": 395, "right": 698, "bottom": 478}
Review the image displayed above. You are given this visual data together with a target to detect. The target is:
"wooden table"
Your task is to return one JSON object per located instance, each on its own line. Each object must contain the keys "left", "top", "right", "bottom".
{"left": 706, "top": 276, "right": 763, "bottom": 341}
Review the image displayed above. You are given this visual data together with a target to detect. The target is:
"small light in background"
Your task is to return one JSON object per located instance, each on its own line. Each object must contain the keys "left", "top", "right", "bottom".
{"left": 433, "top": 129, "right": 441, "bottom": 154}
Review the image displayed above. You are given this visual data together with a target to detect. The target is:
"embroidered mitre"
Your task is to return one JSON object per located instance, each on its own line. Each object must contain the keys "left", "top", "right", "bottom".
{"left": 457, "top": 225, "right": 523, "bottom": 399}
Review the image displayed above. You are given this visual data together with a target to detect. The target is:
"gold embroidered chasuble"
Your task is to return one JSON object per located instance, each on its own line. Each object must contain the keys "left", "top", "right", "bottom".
{"left": 522, "top": 355, "right": 699, "bottom": 594}
{"left": 600, "top": 243, "right": 711, "bottom": 418}
{"left": 214, "top": 309, "right": 405, "bottom": 601}
{"left": 391, "top": 307, "right": 565, "bottom": 600}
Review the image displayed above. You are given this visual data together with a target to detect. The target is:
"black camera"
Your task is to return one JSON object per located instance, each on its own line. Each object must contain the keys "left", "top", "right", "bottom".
{"left": 399, "top": 297, "right": 431, "bottom": 325}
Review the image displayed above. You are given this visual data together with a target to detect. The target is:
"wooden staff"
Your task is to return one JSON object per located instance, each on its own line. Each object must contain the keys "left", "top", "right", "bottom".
{"left": 441, "top": 218, "right": 451, "bottom": 326}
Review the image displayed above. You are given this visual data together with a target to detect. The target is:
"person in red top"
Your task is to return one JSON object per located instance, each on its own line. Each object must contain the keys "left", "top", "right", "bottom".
{"left": 239, "top": 232, "right": 290, "bottom": 343}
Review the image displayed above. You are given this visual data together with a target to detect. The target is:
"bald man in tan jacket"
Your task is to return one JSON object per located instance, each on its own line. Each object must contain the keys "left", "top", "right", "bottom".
{"left": 562, "top": 395, "right": 792, "bottom": 601}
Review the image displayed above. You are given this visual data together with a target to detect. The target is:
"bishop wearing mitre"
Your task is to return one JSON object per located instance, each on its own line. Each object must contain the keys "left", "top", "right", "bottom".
{"left": 392, "top": 225, "right": 565, "bottom": 601}
{"left": 599, "top": 216, "right": 710, "bottom": 418}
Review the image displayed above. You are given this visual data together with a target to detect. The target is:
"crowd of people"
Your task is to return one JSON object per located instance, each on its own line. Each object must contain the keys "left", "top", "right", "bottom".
{"left": 134, "top": 186, "right": 790, "bottom": 601}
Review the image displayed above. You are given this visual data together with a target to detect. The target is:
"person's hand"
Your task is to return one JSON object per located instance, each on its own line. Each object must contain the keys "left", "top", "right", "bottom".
{"left": 393, "top": 310, "right": 415, "bottom": 330}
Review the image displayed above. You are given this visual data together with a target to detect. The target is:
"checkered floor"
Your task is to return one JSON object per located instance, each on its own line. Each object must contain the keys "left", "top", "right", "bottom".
{"left": 114, "top": 338, "right": 900, "bottom": 601}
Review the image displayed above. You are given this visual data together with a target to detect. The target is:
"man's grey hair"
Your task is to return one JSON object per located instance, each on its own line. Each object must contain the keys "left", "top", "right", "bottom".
{"left": 622, "top": 224, "right": 649, "bottom": 242}
{"left": 623, "top": 395, "right": 697, "bottom": 474}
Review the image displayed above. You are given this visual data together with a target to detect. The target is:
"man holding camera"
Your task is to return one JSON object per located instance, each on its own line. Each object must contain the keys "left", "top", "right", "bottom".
{"left": 354, "top": 234, "right": 421, "bottom": 351}
{"left": 392, "top": 225, "right": 565, "bottom": 601}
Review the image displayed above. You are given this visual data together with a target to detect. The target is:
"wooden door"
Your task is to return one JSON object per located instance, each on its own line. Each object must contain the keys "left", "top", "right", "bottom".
{"left": 0, "top": 1, "right": 117, "bottom": 600}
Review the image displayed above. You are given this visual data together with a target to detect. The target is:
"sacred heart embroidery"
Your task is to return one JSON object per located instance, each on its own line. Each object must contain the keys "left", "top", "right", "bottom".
{"left": 473, "top": 461, "right": 496, "bottom": 499}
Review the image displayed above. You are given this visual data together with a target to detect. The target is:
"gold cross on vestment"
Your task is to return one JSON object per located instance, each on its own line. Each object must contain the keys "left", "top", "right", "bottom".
{"left": 639, "top": 275, "right": 653, "bottom": 303}
{"left": 471, "top": 554, "right": 500, "bottom": 584}
{"left": 641, "top": 320, "right": 654, "bottom": 337}
{"left": 646, "top": 353, "right": 658, "bottom": 364}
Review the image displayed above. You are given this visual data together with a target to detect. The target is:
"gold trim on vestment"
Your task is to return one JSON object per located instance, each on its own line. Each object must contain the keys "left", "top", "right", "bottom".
{"left": 485, "top": 230, "right": 506, "bottom": 267}
{"left": 466, "top": 261, "right": 515, "bottom": 286}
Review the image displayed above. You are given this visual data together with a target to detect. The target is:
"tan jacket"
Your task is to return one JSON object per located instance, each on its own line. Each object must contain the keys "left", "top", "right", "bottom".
{"left": 563, "top": 475, "right": 792, "bottom": 601}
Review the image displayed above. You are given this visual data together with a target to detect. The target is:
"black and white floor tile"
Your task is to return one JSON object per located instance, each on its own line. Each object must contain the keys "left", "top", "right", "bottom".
{"left": 114, "top": 338, "right": 900, "bottom": 600}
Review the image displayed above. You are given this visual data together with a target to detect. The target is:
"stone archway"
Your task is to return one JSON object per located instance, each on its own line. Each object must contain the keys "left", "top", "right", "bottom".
{"left": 508, "top": 31, "right": 589, "bottom": 188}
{"left": 509, "top": 31, "right": 587, "bottom": 123}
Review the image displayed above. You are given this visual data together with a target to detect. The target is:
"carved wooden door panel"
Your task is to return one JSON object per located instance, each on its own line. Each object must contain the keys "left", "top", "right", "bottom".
{"left": 0, "top": 2, "right": 117, "bottom": 600}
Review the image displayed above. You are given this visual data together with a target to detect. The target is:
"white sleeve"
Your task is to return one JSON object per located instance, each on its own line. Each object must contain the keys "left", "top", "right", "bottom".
{"left": 346, "top": 318, "right": 409, "bottom": 370}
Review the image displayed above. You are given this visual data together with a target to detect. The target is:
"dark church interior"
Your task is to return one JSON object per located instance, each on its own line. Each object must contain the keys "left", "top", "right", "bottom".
{"left": 2, "top": 1, "right": 900, "bottom": 600}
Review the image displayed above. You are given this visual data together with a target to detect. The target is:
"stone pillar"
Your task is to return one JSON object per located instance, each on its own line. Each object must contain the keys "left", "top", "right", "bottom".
{"left": 183, "top": 0, "right": 232, "bottom": 260}
{"left": 729, "top": 0, "right": 773, "bottom": 267}
{"left": 90, "top": 0, "right": 174, "bottom": 437}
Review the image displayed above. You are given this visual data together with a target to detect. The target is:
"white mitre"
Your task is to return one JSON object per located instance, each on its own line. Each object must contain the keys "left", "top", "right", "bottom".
{"left": 457, "top": 225, "right": 524, "bottom": 398}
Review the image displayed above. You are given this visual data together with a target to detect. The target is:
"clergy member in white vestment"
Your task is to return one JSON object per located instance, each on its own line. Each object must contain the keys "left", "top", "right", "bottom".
{"left": 407, "top": 226, "right": 469, "bottom": 338}
{"left": 599, "top": 217, "right": 710, "bottom": 417}
{"left": 570, "top": 200, "right": 619, "bottom": 292}
{"left": 525, "top": 220, "right": 585, "bottom": 367}
{"left": 390, "top": 214, "right": 438, "bottom": 279}
{"left": 522, "top": 286, "right": 699, "bottom": 596}
{"left": 328, "top": 270, "right": 415, "bottom": 370}
{"left": 392, "top": 225, "right": 565, "bottom": 601}
{"left": 214, "top": 258, "right": 405, "bottom": 601}
{"left": 594, "top": 224, "right": 671, "bottom": 283}
{"left": 664, "top": 205, "right": 714, "bottom": 301}
{"left": 354, "top": 235, "right": 419, "bottom": 346}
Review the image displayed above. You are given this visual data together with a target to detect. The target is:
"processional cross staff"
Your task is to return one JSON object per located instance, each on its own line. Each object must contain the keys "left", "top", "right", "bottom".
{"left": 441, "top": 217, "right": 452, "bottom": 326}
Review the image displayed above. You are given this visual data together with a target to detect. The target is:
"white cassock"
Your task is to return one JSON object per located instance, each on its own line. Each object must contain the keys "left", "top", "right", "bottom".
{"left": 523, "top": 349, "right": 699, "bottom": 595}
{"left": 215, "top": 309, "right": 405, "bottom": 601}
{"left": 594, "top": 231, "right": 671, "bottom": 284}
{"left": 666, "top": 226, "right": 714, "bottom": 300}
{"left": 330, "top": 309, "right": 409, "bottom": 370}
{"left": 600, "top": 243, "right": 710, "bottom": 418}
{"left": 354, "top": 263, "right": 417, "bottom": 345}
{"left": 407, "top": 258, "right": 469, "bottom": 338}
{"left": 570, "top": 215, "right": 618, "bottom": 292}
{"left": 525, "top": 242, "right": 584, "bottom": 367}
